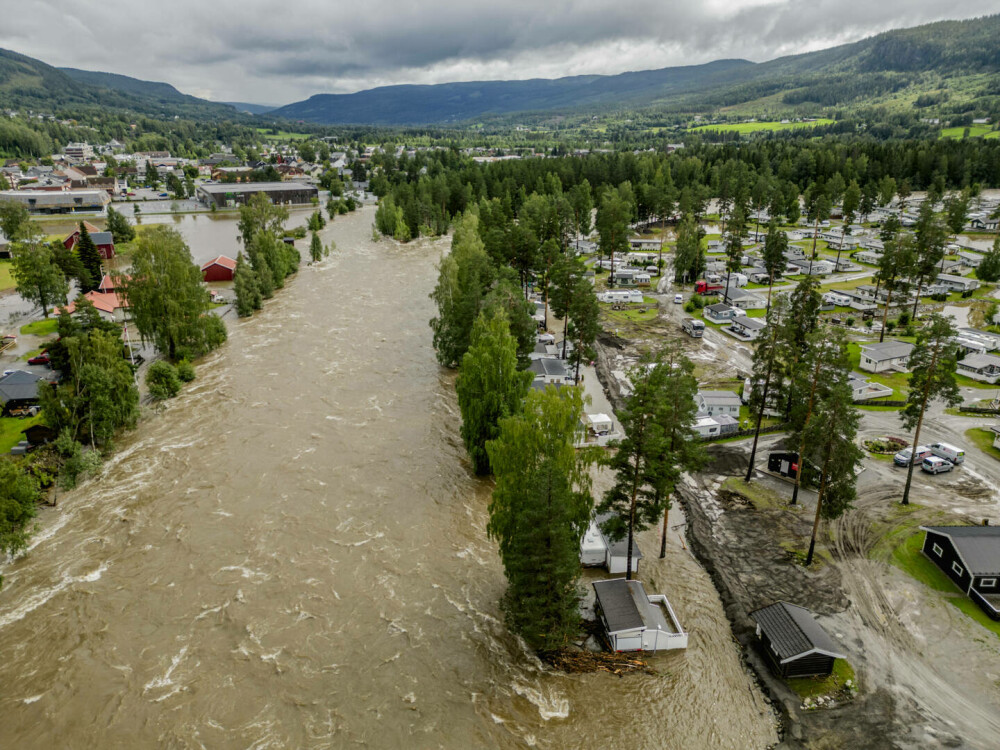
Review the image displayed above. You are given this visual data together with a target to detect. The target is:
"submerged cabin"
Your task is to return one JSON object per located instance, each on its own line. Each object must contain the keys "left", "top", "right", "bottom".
{"left": 580, "top": 513, "right": 642, "bottom": 574}
{"left": 749, "top": 601, "right": 845, "bottom": 678}
{"left": 592, "top": 578, "right": 688, "bottom": 652}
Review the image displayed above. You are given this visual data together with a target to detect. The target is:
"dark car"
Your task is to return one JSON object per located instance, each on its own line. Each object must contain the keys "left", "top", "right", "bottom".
{"left": 27, "top": 352, "right": 50, "bottom": 366}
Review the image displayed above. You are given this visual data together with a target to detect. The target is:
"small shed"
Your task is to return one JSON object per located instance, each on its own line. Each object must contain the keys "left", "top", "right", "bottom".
{"left": 580, "top": 513, "right": 642, "bottom": 574}
{"left": 584, "top": 412, "right": 613, "bottom": 436}
{"left": 0, "top": 370, "right": 42, "bottom": 416}
{"left": 750, "top": 601, "right": 845, "bottom": 678}
{"left": 201, "top": 255, "right": 238, "bottom": 282}
{"left": 767, "top": 452, "right": 799, "bottom": 479}
{"left": 592, "top": 579, "right": 688, "bottom": 652}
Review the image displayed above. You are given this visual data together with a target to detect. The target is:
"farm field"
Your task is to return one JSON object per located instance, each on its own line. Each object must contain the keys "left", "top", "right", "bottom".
{"left": 688, "top": 119, "right": 835, "bottom": 134}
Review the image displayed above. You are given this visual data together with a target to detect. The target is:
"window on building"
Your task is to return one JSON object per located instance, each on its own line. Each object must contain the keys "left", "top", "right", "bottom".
{"left": 952, "top": 562, "right": 964, "bottom": 577}
{"left": 932, "top": 543, "right": 943, "bottom": 557}
{"left": 980, "top": 578, "right": 997, "bottom": 588}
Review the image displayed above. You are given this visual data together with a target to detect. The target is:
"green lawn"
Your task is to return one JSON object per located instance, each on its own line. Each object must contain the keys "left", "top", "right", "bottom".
{"left": 940, "top": 124, "right": 999, "bottom": 140}
{"left": 949, "top": 597, "right": 1000, "bottom": 638}
{"left": 787, "top": 659, "right": 856, "bottom": 700}
{"left": 19, "top": 318, "right": 59, "bottom": 336}
{"left": 689, "top": 119, "right": 835, "bottom": 135}
{"left": 964, "top": 427, "right": 1000, "bottom": 461}
{"left": 0, "top": 414, "right": 42, "bottom": 453}
{"left": 0, "top": 260, "right": 14, "bottom": 292}
{"left": 255, "top": 128, "right": 311, "bottom": 141}
{"left": 721, "top": 476, "right": 786, "bottom": 509}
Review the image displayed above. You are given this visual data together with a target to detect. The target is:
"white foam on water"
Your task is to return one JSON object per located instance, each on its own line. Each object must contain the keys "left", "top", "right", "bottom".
{"left": 143, "top": 645, "right": 189, "bottom": 701}
{"left": 512, "top": 683, "right": 570, "bottom": 721}
{"left": 0, "top": 562, "right": 109, "bottom": 629}
{"left": 22, "top": 695, "right": 43, "bottom": 704}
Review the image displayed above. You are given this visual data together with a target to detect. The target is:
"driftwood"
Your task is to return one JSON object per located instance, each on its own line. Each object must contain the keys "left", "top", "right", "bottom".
{"left": 540, "top": 649, "right": 656, "bottom": 676}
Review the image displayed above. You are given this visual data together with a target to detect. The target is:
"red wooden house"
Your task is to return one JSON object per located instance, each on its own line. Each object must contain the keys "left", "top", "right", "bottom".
{"left": 201, "top": 255, "right": 237, "bottom": 282}
{"left": 63, "top": 222, "right": 116, "bottom": 260}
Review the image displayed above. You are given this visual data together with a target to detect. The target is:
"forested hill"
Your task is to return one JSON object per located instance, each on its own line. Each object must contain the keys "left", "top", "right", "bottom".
{"left": 271, "top": 14, "right": 1000, "bottom": 125}
{"left": 0, "top": 48, "right": 242, "bottom": 120}
{"left": 269, "top": 59, "right": 754, "bottom": 125}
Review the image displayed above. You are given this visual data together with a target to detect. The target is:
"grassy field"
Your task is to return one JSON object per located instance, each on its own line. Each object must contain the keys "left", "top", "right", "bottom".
{"left": 787, "top": 659, "right": 856, "bottom": 700}
{"left": 255, "top": 128, "right": 311, "bottom": 141}
{"left": 0, "top": 260, "right": 14, "bottom": 292}
{"left": 19, "top": 318, "right": 59, "bottom": 337}
{"left": 940, "top": 124, "right": 999, "bottom": 140}
{"left": 964, "top": 427, "right": 1000, "bottom": 461}
{"left": 689, "top": 119, "right": 835, "bottom": 135}
{"left": 0, "top": 414, "right": 42, "bottom": 453}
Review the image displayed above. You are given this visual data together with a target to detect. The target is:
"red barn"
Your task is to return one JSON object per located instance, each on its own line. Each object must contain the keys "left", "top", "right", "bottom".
{"left": 63, "top": 222, "right": 116, "bottom": 259}
{"left": 201, "top": 255, "right": 237, "bottom": 282}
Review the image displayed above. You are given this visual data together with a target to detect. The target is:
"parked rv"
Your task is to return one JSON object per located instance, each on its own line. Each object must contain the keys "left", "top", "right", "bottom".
{"left": 682, "top": 318, "right": 705, "bottom": 338}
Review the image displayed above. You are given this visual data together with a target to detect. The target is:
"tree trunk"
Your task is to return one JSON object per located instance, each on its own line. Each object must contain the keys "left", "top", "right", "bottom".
{"left": 791, "top": 357, "right": 822, "bottom": 505}
{"left": 766, "top": 272, "right": 774, "bottom": 313}
{"left": 911, "top": 276, "right": 923, "bottom": 321}
{"left": 834, "top": 234, "right": 844, "bottom": 273}
{"left": 879, "top": 286, "right": 893, "bottom": 344}
{"left": 902, "top": 348, "right": 938, "bottom": 505}
{"left": 805, "top": 465, "right": 829, "bottom": 566}
{"left": 745, "top": 358, "right": 774, "bottom": 482}
{"left": 659, "top": 503, "right": 669, "bottom": 559}
{"left": 724, "top": 268, "right": 732, "bottom": 304}
{"left": 562, "top": 315, "right": 569, "bottom": 359}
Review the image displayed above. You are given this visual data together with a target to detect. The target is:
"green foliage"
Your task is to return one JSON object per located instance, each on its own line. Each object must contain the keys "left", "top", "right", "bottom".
{"left": 486, "top": 387, "right": 595, "bottom": 650}
{"left": 75, "top": 223, "right": 103, "bottom": 293}
{"left": 105, "top": 206, "right": 135, "bottom": 244}
{"left": 455, "top": 312, "right": 533, "bottom": 475}
{"left": 674, "top": 212, "right": 705, "bottom": 283}
{"left": 977, "top": 237, "right": 1000, "bottom": 282}
{"left": 307, "top": 209, "right": 326, "bottom": 232}
{"left": 309, "top": 231, "right": 326, "bottom": 263}
{"left": 233, "top": 252, "right": 261, "bottom": 317}
{"left": 54, "top": 429, "right": 103, "bottom": 490}
{"left": 147, "top": 360, "right": 182, "bottom": 400}
{"left": 238, "top": 192, "right": 289, "bottom": 248}
{"left": 596, "top": 186, "right": 633, "bottom": 267}
{"left": 119, "top": 225, "right": 225, "bottom": 361}
{"left": 0, "top": 199, "right": 32, "bottom": 240}
{"left": 0, "top": 458, "right": 40, "bottom": 564}
{"left": 482, "top": 271, "right": 536, "bottom": 368}
{"left": 11, "top": 239, "right": 69, "bottom": 316}
{"left": 176, "top": 359, "right": 196, "bottom": 383}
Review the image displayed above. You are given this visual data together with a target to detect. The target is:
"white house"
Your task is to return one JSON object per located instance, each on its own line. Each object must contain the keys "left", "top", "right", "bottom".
{"left": 592, "top": 578, "right": 688, "bottom": 652}
{"left": 788, "top": 258, "right": 834, "bottom": 276}
{"left": 696, "top": 390, "right": 742, "bottom": 417}
{"left": 936, "top": 273, "right": 979, "bottom": 293}
{"left": 957, "top": 353, "right": 1000, "bottom": 384}
{"left": 727, "top": 288, "right": 766, "bottom": 310}
{"left": 957, "top": 251, "right": 984, "bottom": 268}
{"left": 823, "top": 291, "right": 852, "bottom": 307}
{"left": 859, "top": 341, "right": 914, "bottom": 373}
{"left": 704, "top": 303, "right": 737, "bottom": 323}
{"left": 529, "top": 357, "right": 573, "bottom": 385}
{"left": 693, "top": 413, "right": 739, "bottom": 438}
{"left": 729, "top": 316, "right": 766, "bottom": 341}
{"left": 848, "top": 372, "right": 893, "bottom": 401}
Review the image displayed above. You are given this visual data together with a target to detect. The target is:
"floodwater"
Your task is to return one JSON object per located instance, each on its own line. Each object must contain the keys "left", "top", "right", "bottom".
{"left": 0, "top": 206, "right": 777, "bottom": 749}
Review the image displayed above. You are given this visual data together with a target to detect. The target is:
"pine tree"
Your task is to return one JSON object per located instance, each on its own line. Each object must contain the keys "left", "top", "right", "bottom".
{"left": 762, "top": 219, "right": 787, "bottom": 310}
{"left": 745, "top": 295, "right": 788, "bottom": 483}
{"left": 309, "top": 231, "right": 324, "bottom": 263}
{"left": 911, "top": 199, "right": 947, "bottom": 320}
{"left": 673, "top": 212, "right": 705, "bottom": 284}
{"left": 105, "top": 206, "right": 135, "bottom": 244}
{"left": 486, "top": 387, "right": 595, "bottom": 650}
{"left": 456, "top": 312, "right": 532, "bottom": 475}
{"left": 596, "top": 354, "right": 672, "bottom": 580}
{"left": 75, "top": 223, "right": 103, "bottom": 292}
{"left": 900, "top": 314, "right": 962, "bottom": 505}
{"left": 233, "top": 252, "right": 261, "bottom": 317}
{"left": 567, "top": 278, "right": 600, "bottom": 383}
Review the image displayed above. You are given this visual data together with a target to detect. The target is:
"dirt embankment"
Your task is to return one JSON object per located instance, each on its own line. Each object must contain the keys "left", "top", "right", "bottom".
{"left": 676, "top": 448, "right": 907, "bottom": 749}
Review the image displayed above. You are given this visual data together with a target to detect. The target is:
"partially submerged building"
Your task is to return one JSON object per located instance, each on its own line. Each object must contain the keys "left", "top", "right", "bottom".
{"left": 592, "top": 578, "right": 688, "bottom": 652}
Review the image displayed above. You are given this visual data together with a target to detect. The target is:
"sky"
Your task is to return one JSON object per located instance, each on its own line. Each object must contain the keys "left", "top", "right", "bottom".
{"left": 0, "top": 0, "right": 996, "bottom": 106}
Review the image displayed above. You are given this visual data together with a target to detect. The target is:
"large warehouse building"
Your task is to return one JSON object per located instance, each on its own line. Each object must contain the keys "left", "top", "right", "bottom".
{"left": 0, "top": 189, "right": 110, "bottom": 214}
{"left": 196, "top": 182, "right": 318, "bottom": 208}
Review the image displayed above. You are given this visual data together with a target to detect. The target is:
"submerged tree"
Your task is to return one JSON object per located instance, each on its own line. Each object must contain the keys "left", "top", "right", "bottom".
{"left": 233, "top": 252, "right": 261, "bottom": 317}
{"left": 486, "top": 387, "right": 595, "bottom": 650}
{"left": 456, "top": 312, "right": 532, "bottom": 474}
{"left": 900, "top": 314, "right": 961, "bottom": 505}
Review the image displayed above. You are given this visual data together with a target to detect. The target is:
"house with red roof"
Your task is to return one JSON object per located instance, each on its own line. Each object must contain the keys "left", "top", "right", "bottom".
{"left": 56, "top": 291, "right": 129, "bottom": 323}
{"left": 201, "top": 255, "right": 237, "bottom": 282}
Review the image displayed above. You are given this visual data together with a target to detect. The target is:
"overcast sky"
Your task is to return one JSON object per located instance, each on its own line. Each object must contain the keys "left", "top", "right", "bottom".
{"left": 0, "top": 1, "right": 996, "bottom": 105}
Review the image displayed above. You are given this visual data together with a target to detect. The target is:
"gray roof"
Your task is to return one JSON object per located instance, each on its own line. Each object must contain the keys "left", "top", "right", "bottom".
{"left": 0, "top": 370, "right": 41, "bottom": 405}
{"left": 698, "top": 390, "right": 741, "bottom": 406}
{"left": 705, "top": 303, "right": 733, "bottom": 314}
{"left": 750, "top": 601, "right": 846, "bottom": 663}
{"left": 959, "top": 353, "right": 1000, "bottom": 370}
{"left": 90, "top": 231, "right": 113, "bottom": 245}
{"left": 860, "top": 341, "right": 914, "bottom": 362}
{"left": 529, "top": 357, "right": 568, "bottom": 378}
{"left": 922, "top": 526, "right": 1000, "bottom": 576}
{"left": 596, "top": 512, "right": 643, "bottom": 562}
{"left": 733, "top": 317, "right": 766, "bottom": 330}
{"left": 593, "top": 579, "right": 646, "bottom": 633}
{"left": 197, "top": 181, "right": 317, "bottom": 195}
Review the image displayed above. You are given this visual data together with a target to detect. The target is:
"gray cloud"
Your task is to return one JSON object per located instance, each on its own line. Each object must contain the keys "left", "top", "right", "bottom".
{"left": 0, "top": 0, "right": 995, "bottom": 105}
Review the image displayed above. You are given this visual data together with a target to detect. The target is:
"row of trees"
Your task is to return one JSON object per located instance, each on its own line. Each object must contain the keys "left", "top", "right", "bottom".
{"left": 233, "top": 193, "right": 301, "bottom": 318}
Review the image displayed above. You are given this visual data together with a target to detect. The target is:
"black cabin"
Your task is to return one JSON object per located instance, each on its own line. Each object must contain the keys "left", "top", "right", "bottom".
{"left": 767, "top": 452, "right": 799, "bottom": 479}
{"left": 921, "top": 526, "right": 1000, "bottom": 621}
{"left": 749, "top": 601, "right": 846, "bottom": 678}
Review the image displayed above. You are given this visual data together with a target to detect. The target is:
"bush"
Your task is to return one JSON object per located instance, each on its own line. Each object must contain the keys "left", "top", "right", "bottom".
{"left": 691, "top": 294, "right": 705, "bottom": 310}
{"left": 864, "top": 319, "right": 874, "bottom": 328}
{"left": 684, "top": 301, "right": 695, "bottom": 313}
{"left": 147, "top": 361, "right": 181, "bottom": 400}
{"left": 55, "top": 429, "right": 102, "bottom": 489}
{"left": 845, "top": 317, "right": 855, "bottom": 327}
{"left": 886, "top": 321, "right": 896, "bottom": 332}
{"left": 897, "top": 311, "right": 910, "bottom": 326}
{"left": 176, "top": 359, "right": 196, "bottom": 382}
{"left": 931, "top": 292, "right": 948, "bottom": 302}
{"left": 903, "top": 323, "right": 916, "bottom": 337}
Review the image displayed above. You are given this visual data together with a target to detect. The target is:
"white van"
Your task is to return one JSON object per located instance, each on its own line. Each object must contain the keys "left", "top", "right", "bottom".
{"left": 929, "top": 442, "right": 965, "bottom": 465}
{"left": 922, "top": 456, "right": 954, "bottom": 475}
{"left": 894, "top": 445, "right": 932, "bottom": 467}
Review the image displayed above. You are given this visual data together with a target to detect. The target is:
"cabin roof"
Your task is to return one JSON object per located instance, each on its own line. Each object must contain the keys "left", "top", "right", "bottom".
{"left": 201, "top": 255, "right": 237, "bottom": 271}
{"left": 593, "top": 578, "right": 646, "bottom": 633}
{"left": 859, "top": 341, "right": 914, "bottom": 362}
{"left": 921, "top": 526, "right": 1000, "bottom": 576}
{"left": 750, "top": 601, "right": 846, "bottom": 663}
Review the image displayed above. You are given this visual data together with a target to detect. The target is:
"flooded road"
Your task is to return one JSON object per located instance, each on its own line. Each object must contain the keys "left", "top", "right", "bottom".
{"left": 0, "top": 207, "right": 776, "bottom": 749}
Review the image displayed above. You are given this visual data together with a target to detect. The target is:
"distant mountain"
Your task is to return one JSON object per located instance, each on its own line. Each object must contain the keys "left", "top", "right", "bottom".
{"left": 269, "top": 60, "right": 754, "bottom": 125}
{"left": 0, "top": 48, "right": 243, "bottom": 121}
{"left": 221, "top": 101, "right": 275, "bottom": 115}
{"left": 271, "top": 14, "right": 1000, "bottom": 125}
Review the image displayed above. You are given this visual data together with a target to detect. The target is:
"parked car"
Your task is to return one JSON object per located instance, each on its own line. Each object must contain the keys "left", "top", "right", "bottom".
{"left": 928, "top": 442, "right": 965, "bottom": 465}
{"left": 27, "top": 352, "right": 50, "bottom": 366}
{"left": 922, "top": 456, "right": 954, "bottom": 475}
{"left": 674, "top": 293, "right": 683, "bottom": 304}
{"left": 894, "top": 445, "right": 932, "bottom": 467}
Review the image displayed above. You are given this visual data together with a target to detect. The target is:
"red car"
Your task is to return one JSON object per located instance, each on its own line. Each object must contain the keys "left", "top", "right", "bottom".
{"left": 27, "top": 352, "right": 50, "bottom": 366}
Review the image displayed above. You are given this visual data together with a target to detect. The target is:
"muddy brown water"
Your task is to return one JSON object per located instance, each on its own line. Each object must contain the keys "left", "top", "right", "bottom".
{"left": 0, "top": 207, "right": 776, "bottom": 749}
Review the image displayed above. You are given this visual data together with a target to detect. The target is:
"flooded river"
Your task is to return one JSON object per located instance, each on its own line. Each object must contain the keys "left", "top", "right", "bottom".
{"left": 0, "top": 206, "right": 776, "bottom": 749}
